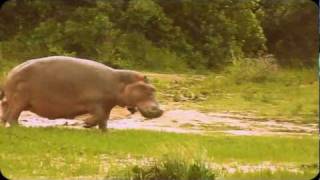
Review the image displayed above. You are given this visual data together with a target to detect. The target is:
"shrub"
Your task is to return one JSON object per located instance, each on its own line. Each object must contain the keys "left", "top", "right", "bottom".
{"left": 129, "top": 157, "right": 215, "bottom": 180}
{"left": 106, "top": 154, "right": 215, "bottom": 180}
{"left": 225, "top": 56, "right": 278, "bottom": 84}
{"left": 0, "top": 58, "right": 17, "bottom": 83}
{"left": 99, "top": 32, "right": 188, "bottom": 72}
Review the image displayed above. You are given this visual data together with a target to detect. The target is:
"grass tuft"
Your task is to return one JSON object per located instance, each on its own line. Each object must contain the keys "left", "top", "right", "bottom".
{"left": 107, "top": 154, "right": 215, "bottom": 180}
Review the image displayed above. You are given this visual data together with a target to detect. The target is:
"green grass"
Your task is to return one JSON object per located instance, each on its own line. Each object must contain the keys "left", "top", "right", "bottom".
{"left": 149, "top": 68, "right": 318, "bottom": 123}
{"left": 223, "top": 170, "right": 318, "bottom": 180}
{"left": 0, "top": 127, "right": 318, "bottom": 179}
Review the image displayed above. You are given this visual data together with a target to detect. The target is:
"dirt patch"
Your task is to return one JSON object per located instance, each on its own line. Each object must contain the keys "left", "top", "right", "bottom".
{"left": 1, "top": 105, "right": 316, "bottom": 136}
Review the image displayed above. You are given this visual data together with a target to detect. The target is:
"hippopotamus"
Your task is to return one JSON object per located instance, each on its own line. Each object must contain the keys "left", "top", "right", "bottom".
{"left": 0, "top": 56, "right": 163, "bottom": 131}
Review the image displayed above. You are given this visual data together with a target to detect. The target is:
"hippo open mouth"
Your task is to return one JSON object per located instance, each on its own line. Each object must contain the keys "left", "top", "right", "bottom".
{"left": 127, "top": 106, "right": 138, "bottom": 114}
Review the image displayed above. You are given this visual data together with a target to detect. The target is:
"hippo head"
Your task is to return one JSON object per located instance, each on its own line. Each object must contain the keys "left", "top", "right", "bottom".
{"left": 123, "top": 80, "right": 163, "bottom": 119}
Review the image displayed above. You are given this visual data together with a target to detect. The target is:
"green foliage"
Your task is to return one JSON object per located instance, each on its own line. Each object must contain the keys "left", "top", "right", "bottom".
{"left": 1, "top": 3, "right": 113, "bottom": 60}
{"left": 156, "top": 0, "right": 266, "bottom": 68}
{"left": 127, "top": 156, "right": 215, "bottom": 180}
{"left": 225, "top": 56, "right": 278, "bottom": 84}
{"left": 259, "top": 0, "right": 317, "bottom": 66}
{"left": 99, "top": 32, "right": 188, "bottom": 71}
{"left": 0, "top": 54, "right": 16, "bottom": 83}
{"left": 225, "top": 169, "right": 318, "bottom": 180}
{"left": 2, "top": 0, "right": 315, "bottom": 70}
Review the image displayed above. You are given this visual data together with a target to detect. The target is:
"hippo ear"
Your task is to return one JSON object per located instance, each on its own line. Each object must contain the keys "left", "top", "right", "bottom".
{"left": 144, "top": 76, "right": 149, "bottom": 83}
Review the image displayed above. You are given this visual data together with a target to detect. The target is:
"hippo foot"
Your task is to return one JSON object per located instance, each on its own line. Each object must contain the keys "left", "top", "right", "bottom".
{"left": 83, "top": 122, "right": 98, "bottom": 128}
{"left": 0, "top": 121, "right": 5, "bottom": 127}
{"left": 99, "top": 128, "right": 107, "bottom": 132}
{"left": 4, "top": 122, "right": 18, "bottom": 128}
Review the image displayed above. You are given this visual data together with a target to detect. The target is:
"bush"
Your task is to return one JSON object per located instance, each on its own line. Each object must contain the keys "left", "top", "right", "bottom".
{"left": 225, "top": 56, "right": 278, "bottom": 84}
{"left": 0, "top": 57, "right": 17, "bottom": 83}
{"left": 130, "top": 157, "right": 214, "bottom": 180}
{"left": 106, "top": 154, "right": 215, "bottom": 180}
{"left": 99, "top": 32, "right": 188, "bottom": 72}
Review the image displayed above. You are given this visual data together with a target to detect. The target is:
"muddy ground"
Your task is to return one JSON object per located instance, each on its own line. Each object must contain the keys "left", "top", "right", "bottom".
{"left": 2, "top": 104, "right": 317, "bottom": 136}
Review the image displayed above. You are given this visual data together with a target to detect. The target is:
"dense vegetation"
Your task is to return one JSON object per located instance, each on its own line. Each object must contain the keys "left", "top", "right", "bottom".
{"left": 0, "top": 0, "right": 317, "bottom": 72}
{"left": 0, "top": 1, "right": 318, "bottom": 179}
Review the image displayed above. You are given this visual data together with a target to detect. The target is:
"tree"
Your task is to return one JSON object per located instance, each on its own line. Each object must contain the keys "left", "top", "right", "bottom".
{"left": 258, "top": 0, "right": 317, "bottom": 66}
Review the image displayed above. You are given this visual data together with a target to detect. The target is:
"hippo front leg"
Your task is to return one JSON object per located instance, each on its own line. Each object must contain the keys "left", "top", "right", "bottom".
{"left": 83, "top": 105, "right": 109, "bottom": 131}
{"left": 1, "top": 98, "right": 26, "bottom": 127}
{"left": 98, "top": 110, "right": 110, "bottom": 131}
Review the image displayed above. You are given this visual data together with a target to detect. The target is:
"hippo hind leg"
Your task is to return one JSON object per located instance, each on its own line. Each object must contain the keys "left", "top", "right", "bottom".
{"left": 2, "top": 102, "right": 25, "bottom": 126}
{"left": 2, "top": 94, "right": 28, "bottom": 127}
{"left": 0, "top": 99, "right": 8, "bottom": 126}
